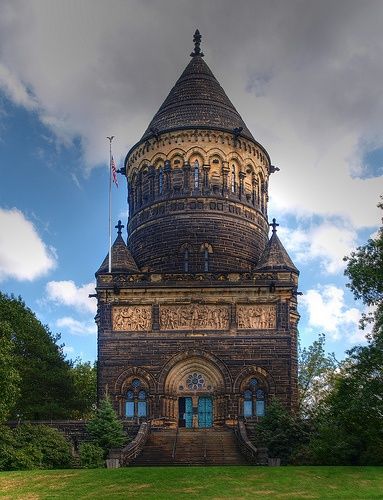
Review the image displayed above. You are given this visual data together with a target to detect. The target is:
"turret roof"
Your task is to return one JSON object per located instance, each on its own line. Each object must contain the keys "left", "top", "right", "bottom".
{"left": 96, "top": 234, "right": 140, "bottom": 275}
{"left": 140, "top": 31, "right": 255, "bottom": 143}
{"left": 256, "top": 230, "right": 298, "bottom": 273}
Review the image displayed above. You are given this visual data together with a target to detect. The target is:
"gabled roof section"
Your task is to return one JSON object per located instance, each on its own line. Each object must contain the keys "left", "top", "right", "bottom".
{"left": 256, "top": 229, "right": 299, "bottom": 274}
{"left": 96, "top": 234, "right": 140, "bottom": 275}
{"left": 140, "top": 31, "right": 255, "bottom": 143}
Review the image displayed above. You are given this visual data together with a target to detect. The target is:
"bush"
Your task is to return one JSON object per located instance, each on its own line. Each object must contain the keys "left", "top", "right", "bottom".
{"left": 0, "top": 424, "right": 72, "bottom": 470}
{"left": 79, "top": 442, "right": 105, "bottom": 468}
{"left": 254, "top": 400, "right": 310, "bottom": 464}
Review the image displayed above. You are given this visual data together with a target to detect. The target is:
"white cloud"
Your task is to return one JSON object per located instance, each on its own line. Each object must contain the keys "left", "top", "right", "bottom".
{"left": 0, "top": 63, "right": 38, "bottom": 110}
{"left": 62, "top": 345, "right": 75, "bottom": 355}
{"left": 45, "top": 280, "right": 96, "bottom": 314}
{"left": 279, "top": 223, "right": 358, "bottom": 274}
{"left": 0, "top": 207, "right": 56, "bottom": 282}
{"left": 301, "top": 284, "right": 363, "bottom": 341}
{"left": 0, "top": 1, "right": 382, "bottom": 226}
{"left": 56, "top": 316, "right": 96, "bottom": 336}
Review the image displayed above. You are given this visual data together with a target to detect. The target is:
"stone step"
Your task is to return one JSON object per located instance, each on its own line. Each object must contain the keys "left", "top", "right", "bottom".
{"left": 133, "top": 427, "right": 247, "bottom": 465}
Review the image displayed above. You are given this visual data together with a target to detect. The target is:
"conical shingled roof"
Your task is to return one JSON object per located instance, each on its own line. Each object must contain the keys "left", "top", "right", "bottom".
{"left": 256, "top": 231, "right": 298, "bottom": 273}
{"left": 96, "top": 234, "right": 140, "bottom": 275}
{"left": 140, "top": 52, "right": 255, "bottom": 142}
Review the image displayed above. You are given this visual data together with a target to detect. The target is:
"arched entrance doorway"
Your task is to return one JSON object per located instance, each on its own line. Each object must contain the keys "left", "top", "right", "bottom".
{"left": 162, "top": 355, "right": 226, "bottom": 428}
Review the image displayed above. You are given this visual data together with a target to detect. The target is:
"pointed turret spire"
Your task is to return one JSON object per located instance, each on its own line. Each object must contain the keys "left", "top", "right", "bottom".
{"left": 256, "top": 222, "right": 298, "bottom": 273}
{"left": 190, "top": 29, "right": 204, "bottom": 58}
{"left": 138, "top": 31, "right": 255, "bottom": 143}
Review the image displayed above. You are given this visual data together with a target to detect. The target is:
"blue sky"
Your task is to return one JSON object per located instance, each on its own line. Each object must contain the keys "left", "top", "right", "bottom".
{"left": 0, "top": 0, "right": 382, "bottom": 362}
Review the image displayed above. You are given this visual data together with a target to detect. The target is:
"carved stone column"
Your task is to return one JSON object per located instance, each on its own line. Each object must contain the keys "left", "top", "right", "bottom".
{"left": 239, "top": 171, "right": 245, "bottom": 200}
{"left": 182, "top": 160, "right": 191, "bottom": 195}
{"left": 222, "top": 162, "right": 229, "bottom": 196}
{"left": 202, "top": 164, "right": 210, "bottom": 194}
{"left": 164, "top": 160, "right": 171, "bottom": 193}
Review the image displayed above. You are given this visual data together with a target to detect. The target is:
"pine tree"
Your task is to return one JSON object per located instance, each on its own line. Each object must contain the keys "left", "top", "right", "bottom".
{"left": 86, "top": 397, "right": 125, "bottom": 455}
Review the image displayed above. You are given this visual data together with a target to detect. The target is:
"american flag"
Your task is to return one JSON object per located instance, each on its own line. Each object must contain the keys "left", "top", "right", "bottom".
{"left": 111, "top": 155, "right": 118, "bottom": 187}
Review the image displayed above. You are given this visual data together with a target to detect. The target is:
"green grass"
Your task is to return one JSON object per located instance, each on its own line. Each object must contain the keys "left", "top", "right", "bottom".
{"left": 0, "top": 466, "right": 382, "bottom": 499}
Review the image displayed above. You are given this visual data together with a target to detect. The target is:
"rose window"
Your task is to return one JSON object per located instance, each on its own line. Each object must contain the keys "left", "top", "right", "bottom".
{"left": 186, "top": 372, "right": 205, "bottom": 390}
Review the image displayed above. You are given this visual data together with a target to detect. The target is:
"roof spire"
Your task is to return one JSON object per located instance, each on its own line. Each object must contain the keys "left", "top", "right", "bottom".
{"left": 190, "top": 29, "right": 204, "bottom": 58}
{"left": 115, "top": 220, "right": 124, "bottom": 236}
{"left": 269, "top": 218, "right": 280, "bottom": 234}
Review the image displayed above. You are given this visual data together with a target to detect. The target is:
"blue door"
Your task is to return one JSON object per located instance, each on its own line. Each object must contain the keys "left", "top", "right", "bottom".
{"left": 198, "top": 397, "right": 213, "bottom": 428}
{"left": 185, "top": 397, "right": 193, "bottom": 428}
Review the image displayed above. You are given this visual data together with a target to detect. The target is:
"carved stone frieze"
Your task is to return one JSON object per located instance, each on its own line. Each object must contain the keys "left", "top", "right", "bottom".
{"left": 113, "top": 306, "right": 152, "bottom": 331}
{"left": 237, "top": 304, "right": 276, "bottom": 329}
{"left": 160, "top": 304, "right": 229, "bottom": 330}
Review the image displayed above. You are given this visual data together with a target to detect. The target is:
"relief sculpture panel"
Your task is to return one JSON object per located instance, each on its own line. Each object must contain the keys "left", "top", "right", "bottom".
{"left": 160, "top": 304, "right": 229, "bottom": 330}
{"left": 113, "top": 306, "right": 152, "bottom": 331}
{"left": 237, "top": 304, "right": 276, "bottom": 330}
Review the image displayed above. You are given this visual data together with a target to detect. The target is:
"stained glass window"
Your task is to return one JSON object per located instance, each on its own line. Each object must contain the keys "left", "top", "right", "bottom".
{"left": 186, "top": 372, "right": 205, "bottom": 390}
{"left": 249, "top": 378, "right": 258, "bottom": 388}
{"left": 131, "top": 379, "right": 141, "bottom": 388}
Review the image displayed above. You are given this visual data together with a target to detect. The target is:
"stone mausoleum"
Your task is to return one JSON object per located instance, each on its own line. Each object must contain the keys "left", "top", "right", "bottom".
{"left": 95, "top": 31, "right": 299, "bottom": 430}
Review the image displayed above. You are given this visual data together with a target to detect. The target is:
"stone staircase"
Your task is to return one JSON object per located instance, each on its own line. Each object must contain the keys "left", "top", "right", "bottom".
{"left": 132, "top": 427, "right": 247, "bottom": 466}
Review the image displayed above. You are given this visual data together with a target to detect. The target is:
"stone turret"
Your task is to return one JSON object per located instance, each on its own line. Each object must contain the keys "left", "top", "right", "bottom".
{"left": 122, "top": 32, "right": 274, "bottom": 274}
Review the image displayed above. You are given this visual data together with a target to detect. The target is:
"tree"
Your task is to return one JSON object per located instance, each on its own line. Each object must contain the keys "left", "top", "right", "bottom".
{"left": 0, "top": 320, "right": 20, "bottom": 421}
{"left": 344, "top": 197, "right": 383, "bottom": 337}
{"left": 86, "top": 397, "right": 126, "bottom": 457}
{"left": 298, "top": 333, "right": 338, "bottom": 416}
{"left": 254, "top": 399, "right": 310, "bottom": 464}
{"left": 69, "top": 360, "right": 97, "bottom": 419}
{"left": 0, "top": 293, "right": 76, "bottom": 420}
{"left": 308, "top": 200, "right": 383, "bottom": 465}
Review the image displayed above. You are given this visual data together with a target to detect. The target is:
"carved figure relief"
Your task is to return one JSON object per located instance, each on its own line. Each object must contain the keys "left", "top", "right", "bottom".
{"left": 237, "top": 304, "right": 276, "bottom": 329}
{"left": 113, "top": 306, "right": 152, "bottom": 331}
{"left": 160, "top": 304, "right": 229, "bottom": 330}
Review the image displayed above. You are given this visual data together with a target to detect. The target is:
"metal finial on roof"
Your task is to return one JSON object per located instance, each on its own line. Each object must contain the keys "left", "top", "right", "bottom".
{"left": 115, "top": 220, "right": 124, "bottom": 236}
{"left": 269, "top": 218, "right": 280, "bottom": 233}
{"left": 190, "top": 29, "right": 204, "bottom": 57}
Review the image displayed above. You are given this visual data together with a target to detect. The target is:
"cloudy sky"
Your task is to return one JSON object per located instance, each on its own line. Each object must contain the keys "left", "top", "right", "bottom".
{"left": 0, "top": 0, "right": 382, "bottom": 361}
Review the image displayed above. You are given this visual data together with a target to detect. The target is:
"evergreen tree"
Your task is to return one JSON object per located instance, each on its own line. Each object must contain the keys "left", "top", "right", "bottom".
{"left": 86, "top": 397, "right": 126, "bottom": 456}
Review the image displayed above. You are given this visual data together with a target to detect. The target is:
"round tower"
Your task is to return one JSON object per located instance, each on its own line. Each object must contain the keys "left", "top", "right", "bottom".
{"left": 124, "top": 31, "right": 273, "bottom": 274}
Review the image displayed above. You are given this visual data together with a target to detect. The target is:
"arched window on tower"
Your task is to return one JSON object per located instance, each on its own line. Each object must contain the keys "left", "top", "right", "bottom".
{"left": 158, "top": 167, "right": 163, "bottom": 195}
{"left": 184, "top": 248, "right": 189, "bottom": 272}
{"left": 125, "top": 378, "right": 148, "bottom": 418}
{"left": 231, "top": 165, "right": 236, "bottom": 193}
{"left": 194, "top": 160, "right": 200, "bottom": 189}
{"left": 180, "top": 244, "right": 192, "bottom": 273}
{"left": 242, "top": 378, "right": 266, "bottom": 418}
{"left": 200, "top": 243, "right": 213, "bottom": 272}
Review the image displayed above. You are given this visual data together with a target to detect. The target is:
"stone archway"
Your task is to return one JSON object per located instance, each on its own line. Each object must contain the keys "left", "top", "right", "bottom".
{"left": 160, "top": 352, "right": 228, "bottom": 427}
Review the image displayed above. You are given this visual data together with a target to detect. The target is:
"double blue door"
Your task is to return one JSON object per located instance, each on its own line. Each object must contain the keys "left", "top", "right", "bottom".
{"left": 198, "top": 397, "right": 213, "bottom": 428}
{"left": 179, "top": 397, "right": 213, "bottom": 428}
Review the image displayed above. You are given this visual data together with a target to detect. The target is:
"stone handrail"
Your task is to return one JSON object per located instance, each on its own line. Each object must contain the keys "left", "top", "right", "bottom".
{"left": 108, "top": 420, "right": 151, "bottom": 466}
{"left": 234, "top": 421, "right": 267, "bottom": 465}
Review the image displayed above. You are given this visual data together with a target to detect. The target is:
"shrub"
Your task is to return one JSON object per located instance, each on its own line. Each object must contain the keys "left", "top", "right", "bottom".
{"left": 79, "top": 442, "right": 105, "bottom": 468}
{"left": 0, "top": 424, "right": 72, "bottom": 470}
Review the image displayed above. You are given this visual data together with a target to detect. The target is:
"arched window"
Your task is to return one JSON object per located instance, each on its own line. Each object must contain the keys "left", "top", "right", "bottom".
{"left": 200, "top": 243, "right": 213, "bottom": 272}
{"left": 194, "top": 160, "right": 200, "bottom": 189}
{"left": 231, "top": 165, "right": 236, "bottom": 193}
{"left": 204, "top": 249, "right": 209, "bottom": 272}
{"left": 184, "top": 248, "right": 189, "bottom": 272}
{"left": 125, "top": 379, "right": 148, "bottom": 418}
{"left": 242, "top": 378, "right": 266, "bottom": 418}
{"left": 158, "top": 167, "right": 163, "bottom": 194}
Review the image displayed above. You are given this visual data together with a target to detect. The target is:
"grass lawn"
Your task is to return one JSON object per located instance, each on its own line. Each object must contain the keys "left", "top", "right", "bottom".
{"left": 0, "top": 466, "right": 382, "bottom": 499}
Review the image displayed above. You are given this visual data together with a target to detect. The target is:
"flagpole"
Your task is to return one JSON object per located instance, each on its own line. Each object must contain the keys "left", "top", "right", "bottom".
{"left": 107, "top": 135, "right": 114, "bottom": 273}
